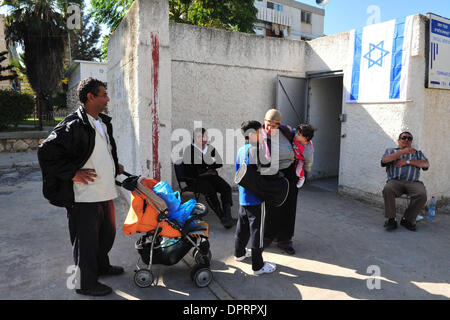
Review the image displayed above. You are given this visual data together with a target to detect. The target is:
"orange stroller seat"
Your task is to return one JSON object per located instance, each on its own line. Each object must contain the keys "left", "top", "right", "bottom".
{"left": 122, "top": 178, "right": 182, "bottom": 238}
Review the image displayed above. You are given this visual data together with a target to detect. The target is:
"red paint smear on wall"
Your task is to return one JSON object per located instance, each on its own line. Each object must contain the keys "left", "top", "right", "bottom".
{"left": 151, "top": 33, "right": 160, "bottom": 180}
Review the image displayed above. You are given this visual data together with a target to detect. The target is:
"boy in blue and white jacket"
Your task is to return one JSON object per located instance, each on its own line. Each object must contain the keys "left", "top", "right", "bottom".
{"left": 234, "top": 121, "right": 276, "bottom": 275}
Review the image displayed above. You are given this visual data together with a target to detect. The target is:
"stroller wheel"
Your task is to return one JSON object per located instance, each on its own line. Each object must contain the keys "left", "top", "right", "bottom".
{"left": 193, "top": 249, "right": 212, "bottom": 265}
{"left": 191, "top": 265, "right": 213, "bottom": 288}
{"left": 134, "top": 269, "right": 153, "bottom": 288}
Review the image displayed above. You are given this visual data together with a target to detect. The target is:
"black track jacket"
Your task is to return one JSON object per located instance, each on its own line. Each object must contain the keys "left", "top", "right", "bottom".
{"left": 38, "top": 106, "right": 119, "bottom": 208}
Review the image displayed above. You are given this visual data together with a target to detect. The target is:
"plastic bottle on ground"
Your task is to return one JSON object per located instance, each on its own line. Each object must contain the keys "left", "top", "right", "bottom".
{"left": 427, "top": 196, "right": 437, "bottom": 221}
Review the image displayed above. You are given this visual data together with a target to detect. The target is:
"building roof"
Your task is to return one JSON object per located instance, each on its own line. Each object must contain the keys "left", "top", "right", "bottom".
{"left": 272, "top": 0, "right": 325, "bottom": 16}
{"left": 65, "top": 59, "right": 107, "bottom": 77}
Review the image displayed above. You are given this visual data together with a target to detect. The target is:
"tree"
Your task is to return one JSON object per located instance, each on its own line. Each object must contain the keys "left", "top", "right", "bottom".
{"left": 175, "top": 0, "right": 258, "bottom": 33}
{"left": 90, "top": 0, "right": 258, "bottom": 56}
{"left": 1, "top": 0, "right": 81, "bottom": 130}
{"left": 0, "top": 50, "right": 18, "bottom": 82}
{"left": 69, "top": 9, "right": 103, "bottom": 62}
{"left": 91, "top": 0, "right": 257, "bottom": 59}
{"left": 90, "top": 0, "right": 133, "bottom": 32}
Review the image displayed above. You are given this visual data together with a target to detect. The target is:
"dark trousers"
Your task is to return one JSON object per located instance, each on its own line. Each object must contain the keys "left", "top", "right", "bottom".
{"left": 382, "top": 179, "right": 427, "bottom": 223}
{"left": 264, "top": 163, "right": 299, "bottom": 242}
{"left": 235, "top": 205, "right": 264, "bottom": 271}
{"left": 189, "top": 174, "right": 232, "bottom": 219}
{"left": 67, "top": 200, "right": 116, "bottom": 289}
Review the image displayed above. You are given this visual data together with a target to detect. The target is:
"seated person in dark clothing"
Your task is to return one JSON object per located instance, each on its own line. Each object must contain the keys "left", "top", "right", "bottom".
{"left": 182, "top": 128, "right": 237, "bottom": 229}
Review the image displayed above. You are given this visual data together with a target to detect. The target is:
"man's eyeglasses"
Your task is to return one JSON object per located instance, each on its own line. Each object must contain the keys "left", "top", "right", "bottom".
{"left": 400, "top": 136, "right": 413, "bottom": 141}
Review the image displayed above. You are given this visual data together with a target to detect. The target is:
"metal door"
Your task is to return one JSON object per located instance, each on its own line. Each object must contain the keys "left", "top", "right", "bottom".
{"left": 275, "top": 75, "right": 307, "bottom": 128}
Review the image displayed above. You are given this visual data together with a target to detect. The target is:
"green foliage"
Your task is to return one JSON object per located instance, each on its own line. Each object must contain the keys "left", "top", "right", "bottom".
{"left": 49, "top": 78, "right": 68, "bottom": 110}
{"left": 90, "top": 0, "right": 258, "bottom": 41}
{"left": 0, "top": 89, "right": 35, "bottom": 130}
{"left": 90, "top": 0, "right": 257, "bottom": 59}
{"left": 181, "top": 0, "right": 258, "bottom": 33}
{"left": 90, "top": 0, "right": 134, "bottom": 32}
{"left": 1, "top": 0, "right": 81, "bottom": 128}
{"left": 69, "top": 9, "right": 103, "bottom": 61}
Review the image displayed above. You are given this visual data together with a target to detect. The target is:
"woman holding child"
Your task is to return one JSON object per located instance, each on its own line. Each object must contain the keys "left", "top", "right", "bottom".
{"left": 261, "top": 109, "right": 315, "bottom": 255}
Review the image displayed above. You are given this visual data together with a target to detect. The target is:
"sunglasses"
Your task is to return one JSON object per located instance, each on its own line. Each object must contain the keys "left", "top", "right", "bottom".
{"left": 400, "top": 136, "right": 413, "bottom": 141}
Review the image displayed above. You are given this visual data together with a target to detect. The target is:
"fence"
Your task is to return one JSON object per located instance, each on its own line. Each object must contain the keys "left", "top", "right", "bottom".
{"left": 28, "top": 110, "right": 71, "bottom": 128}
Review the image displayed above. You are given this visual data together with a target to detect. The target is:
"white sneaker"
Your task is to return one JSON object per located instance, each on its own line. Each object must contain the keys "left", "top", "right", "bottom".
{"left": 254, "top": 262, "right": 276, "bottom": 275}
{"left": 297, "top": 177, "right": 305, "bottom": 188}
{"left": 234, "top": 248, "right": 252, "bottom": 262}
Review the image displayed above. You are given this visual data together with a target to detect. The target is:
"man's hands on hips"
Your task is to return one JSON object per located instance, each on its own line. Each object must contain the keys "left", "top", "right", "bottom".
{"left": 73, "top": 164, "right": 124, "bottom": 184}
{"left": 72, "top": 169, "right": 97, "bottom": 185}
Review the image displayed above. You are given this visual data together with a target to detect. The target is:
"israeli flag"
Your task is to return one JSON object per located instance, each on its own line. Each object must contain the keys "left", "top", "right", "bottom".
{"left": 346, "top": 16, "right": 414, "bottom": 103}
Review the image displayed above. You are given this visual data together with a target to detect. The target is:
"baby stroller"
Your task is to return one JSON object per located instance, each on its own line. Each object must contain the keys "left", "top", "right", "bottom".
{"left": 116, "top": 172, "right": 213, "bottom": 288}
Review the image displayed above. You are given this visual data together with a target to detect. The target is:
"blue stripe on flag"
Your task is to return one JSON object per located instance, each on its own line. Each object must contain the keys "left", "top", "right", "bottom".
{"left": 390, "top": 17, "right": 406, "bottom": 99}
{"left": 350, "top": 29, "right": 363, "bottom": 101}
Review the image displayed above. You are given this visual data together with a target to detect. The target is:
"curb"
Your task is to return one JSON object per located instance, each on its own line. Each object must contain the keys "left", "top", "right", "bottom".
{"left": 181, "top": 258, "right": 235, "bottom": 300}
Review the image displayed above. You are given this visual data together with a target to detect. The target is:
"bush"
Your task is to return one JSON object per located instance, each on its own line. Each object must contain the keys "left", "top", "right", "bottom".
{"left": 0, "top": 89, "right": 35, "bottom": 130}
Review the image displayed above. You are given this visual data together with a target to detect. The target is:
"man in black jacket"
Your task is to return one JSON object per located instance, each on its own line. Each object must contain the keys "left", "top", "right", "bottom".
{"left": 182, "top": 128, "right": 237, "bottom": 229}
{"left": 38, "top": 77, "right": 124, "bottom": 296}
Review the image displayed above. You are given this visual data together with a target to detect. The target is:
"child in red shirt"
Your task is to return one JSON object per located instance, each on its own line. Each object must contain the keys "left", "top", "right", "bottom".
{"left": 292, "top": 124, "right": 315, "bottom": 188}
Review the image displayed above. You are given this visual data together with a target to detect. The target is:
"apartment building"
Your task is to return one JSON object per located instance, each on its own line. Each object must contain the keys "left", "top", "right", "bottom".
{"left": 0, "top": 14, "right": 19, "bottom": 90}
{"left": 254, "top": 0, "right": 325, "bottom": 40}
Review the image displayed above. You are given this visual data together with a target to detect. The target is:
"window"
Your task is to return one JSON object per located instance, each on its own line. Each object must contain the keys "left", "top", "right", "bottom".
{"left": 267, "top": 1, "right": 283, "bottom": 11}
{"left": 301, "top": 11, "right": 312, "bottom": 24}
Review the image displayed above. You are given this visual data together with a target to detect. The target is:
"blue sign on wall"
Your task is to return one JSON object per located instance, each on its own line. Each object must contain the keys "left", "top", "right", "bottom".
{"left": 428, "top": 13, "right": 450, "bottom": 90}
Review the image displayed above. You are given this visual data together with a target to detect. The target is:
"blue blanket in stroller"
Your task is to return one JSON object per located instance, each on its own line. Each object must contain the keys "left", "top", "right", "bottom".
{"left": 152, "top": 181, "right": 197, "bottom": 227}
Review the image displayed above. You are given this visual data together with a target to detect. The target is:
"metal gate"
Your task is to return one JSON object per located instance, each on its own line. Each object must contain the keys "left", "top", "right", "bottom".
{"left": 275, "top": 75, "right": 307, "bottom": 128}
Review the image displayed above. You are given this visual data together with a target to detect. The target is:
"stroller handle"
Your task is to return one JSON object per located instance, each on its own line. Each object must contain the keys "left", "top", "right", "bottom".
{"left": 115, "top": 171, "right": 138, "bottom": 189}
{"left": 121, "top": 171, "right": 133, "bottom": 177}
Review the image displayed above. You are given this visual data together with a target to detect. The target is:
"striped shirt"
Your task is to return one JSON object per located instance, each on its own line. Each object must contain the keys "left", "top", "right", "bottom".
{"left": 381, "top": 148, "right": 428, "bottom": 182}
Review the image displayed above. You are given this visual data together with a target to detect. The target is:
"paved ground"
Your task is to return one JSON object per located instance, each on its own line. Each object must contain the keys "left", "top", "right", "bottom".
{"left": 0, "top": 151, "right": 449, "bottom": 300}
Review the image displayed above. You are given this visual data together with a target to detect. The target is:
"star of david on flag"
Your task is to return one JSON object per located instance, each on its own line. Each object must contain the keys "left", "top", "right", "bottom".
{"left": 346, "top": 16, "right": 414, "bottom": 103}
{"left": 364, "top": 41, "right": 390, "bottom": 68}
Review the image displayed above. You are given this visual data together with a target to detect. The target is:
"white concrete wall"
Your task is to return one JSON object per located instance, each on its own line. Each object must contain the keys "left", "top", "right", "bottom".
{"left": 110, "top": 4, "right": 449, "bottom": 210}
{"left": 170, "top": 22, "right": 306, "bottom": 186}
{"left": 108, "top": 0, "right": 172, "bottom": 184}
{"left": 305, "top": 15, "right": 450, "bottom": 207}
{"left": 80, "top": 62, "right": 107, "bottom": 84}
{"left": 422, "top": 88, "right": 450, "bottom": 204}
{"left": 339, "top": 15, "right": 431, "bottom": 204}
